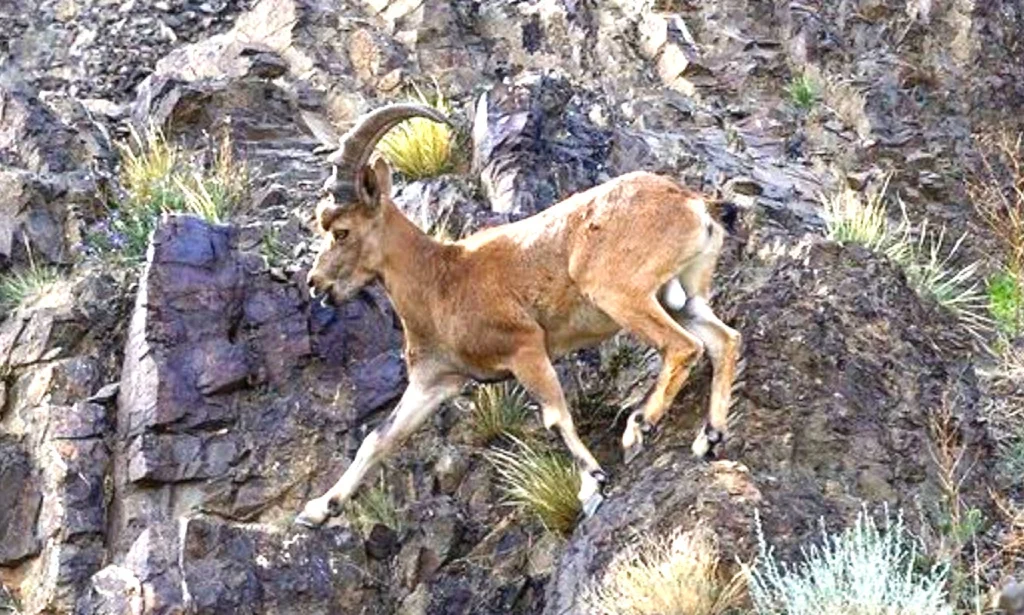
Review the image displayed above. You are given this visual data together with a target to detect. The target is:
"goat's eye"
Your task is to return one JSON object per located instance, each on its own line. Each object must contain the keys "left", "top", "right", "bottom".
{"left": 332, "top": 229, "right": 349, "bottom": 242}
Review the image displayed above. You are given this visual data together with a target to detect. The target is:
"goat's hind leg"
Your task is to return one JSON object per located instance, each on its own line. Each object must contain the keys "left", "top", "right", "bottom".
{"left": 672, "top": 254, "right": 742, "bottom": 459}
{"left": 587, "top": 291, "right": 705, "bottom": 464}
{"left": 296, "top": 370, "right": 465, "bottom": 528}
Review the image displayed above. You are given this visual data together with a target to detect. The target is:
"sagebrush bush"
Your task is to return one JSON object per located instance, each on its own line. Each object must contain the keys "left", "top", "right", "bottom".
{"left": 469, "top": 382, "right": 532, "bottom": 445}
{"left": 582, "top": 525, "right": 746, "bottom": 615}
{"left": 377, "top": 82, "right": 454, "bottom": 179}
{"left": 0, "top": 263, "right": 62, "bottom": 313}
{"left": 486, "top": 436, "right": 580, "bottom": 536}
{"left": 747, "top": 507, "right": 955, "bottom": 615}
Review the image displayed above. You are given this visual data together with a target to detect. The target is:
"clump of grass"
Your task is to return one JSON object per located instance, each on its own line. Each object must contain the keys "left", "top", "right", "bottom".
{"left": 468, "top": 382, "right": 532, "bottom": 445}
{"left": 786, "top": 73, "right": 818, "bottom": 110}
{"left": 821, "top": 179, "right": 991, "bottom": 339}
{"left": 987, "top": 269, "right": 1023, "bottom": 337}
{"left": 96, "top": 125, "right": 248, "bottom": 263}
{"left": 486, "top": 436, "right": 580, "bottom": 536}
{"left": 581, "top": 525, "right": 746, "bottom": 615}
{"left": 377, "top": 81, "right": 454, "bottom": 180}
{"left": 345, "top": 475, "right": 401, "bottom": 539}
{"left": 998, "top": 425, "right": 1024, "bottom": 483}
{"left": 821, "top": 175, "right": 892, "bottom": 249}
{"left": 260, "top": 227, "right": 290, "bottom": 270}
{"left": 0, "top": 262, "right": 62, "bottom": 313}
{"left": 747, "top": 507, "right": 955, "bottom": 615}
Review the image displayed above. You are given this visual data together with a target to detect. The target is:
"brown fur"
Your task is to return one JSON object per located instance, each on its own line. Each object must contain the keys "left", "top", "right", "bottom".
{"left": 296, "top": 159, "right": 741, "bottom": 527}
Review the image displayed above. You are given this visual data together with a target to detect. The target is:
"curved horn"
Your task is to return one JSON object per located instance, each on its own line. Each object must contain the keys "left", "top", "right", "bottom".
{"left": 327, "top": 103, "right": 451, "bottom": 202}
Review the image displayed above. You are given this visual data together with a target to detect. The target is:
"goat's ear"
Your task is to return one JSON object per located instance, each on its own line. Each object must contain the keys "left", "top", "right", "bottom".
{"left": 358, "top": 154, "right": 392, "bottom": 209}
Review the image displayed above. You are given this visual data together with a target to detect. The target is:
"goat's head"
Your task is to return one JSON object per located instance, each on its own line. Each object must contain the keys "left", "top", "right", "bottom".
{"left": 307, "top": 104, "right": 450, "bottom": 305}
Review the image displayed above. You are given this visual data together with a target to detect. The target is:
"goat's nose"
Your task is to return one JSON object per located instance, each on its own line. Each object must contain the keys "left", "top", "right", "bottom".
{"left": 306, "top": 273, "right": 324, "bottom": 296}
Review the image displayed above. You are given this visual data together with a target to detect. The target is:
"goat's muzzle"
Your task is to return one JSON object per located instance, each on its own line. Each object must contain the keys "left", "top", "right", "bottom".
{"left": 307, "top": 273, "right": 335, "bottom": 307}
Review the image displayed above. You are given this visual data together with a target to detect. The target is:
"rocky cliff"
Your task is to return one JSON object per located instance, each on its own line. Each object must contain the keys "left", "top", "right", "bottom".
{"left": 1, "top": 0, "right": 1022, "bottom": 613}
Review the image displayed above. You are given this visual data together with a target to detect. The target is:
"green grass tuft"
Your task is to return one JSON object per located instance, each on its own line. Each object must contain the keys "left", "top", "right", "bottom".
{"left": 346, "top": 476, "right": 401, "bottom": 539}
{"left": 377, "top": 81, "right": 454, "bottom": 180}
{"left": 987, "top": 269, "right": 1023, "bottom": 337}
{"left": 486, "top": 436, "right": 581, "bottom": 536}
{"left": 747, "top": 507, "right": 955, "bottom": 615}
{"left": 786, "top": 73, "right": 818, "bottom": 110}
{"left": 469, "top": 382, "right": 533, "bottom": 445}
{"left": 0, "top": 263, "right": 62, "bottom": 313}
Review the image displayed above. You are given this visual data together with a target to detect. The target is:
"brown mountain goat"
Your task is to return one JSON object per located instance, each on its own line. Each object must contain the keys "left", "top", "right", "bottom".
{"left": 296, "top": 104, "right": 740, "bottom": 528}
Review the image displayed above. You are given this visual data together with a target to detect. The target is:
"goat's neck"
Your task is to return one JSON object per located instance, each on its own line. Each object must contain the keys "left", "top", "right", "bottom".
{"left": 377, "top": 201, "right": 450, "bottom": 330}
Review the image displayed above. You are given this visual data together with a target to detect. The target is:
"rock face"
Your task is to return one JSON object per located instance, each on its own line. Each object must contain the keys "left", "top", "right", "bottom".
{"left": 2, "top": 0, "right": 1022, "bottom": 612}
{"left": 544, "top": 239, "right": 991, "bottom": 612}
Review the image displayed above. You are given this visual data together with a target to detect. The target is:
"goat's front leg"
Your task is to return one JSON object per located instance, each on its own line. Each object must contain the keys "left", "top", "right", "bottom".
{"left": 295, "top": 370, "right": 465, "bottom": 528}
{"left": 508, "top": 342, "right": 607, "bottom": 518}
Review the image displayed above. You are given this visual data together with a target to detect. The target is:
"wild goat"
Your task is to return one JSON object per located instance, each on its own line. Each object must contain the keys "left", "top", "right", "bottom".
{"left": 296, "top": 104, "right": 741, "bottom": 528}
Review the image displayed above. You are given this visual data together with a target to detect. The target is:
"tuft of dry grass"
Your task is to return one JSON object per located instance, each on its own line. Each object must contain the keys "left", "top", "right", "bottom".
{"left": 469, "top": 382, "right": 533, "bottom": 445}
{"left": 98, "top": 124, "right": 249, "bottom": 262}
{"left": 345, "top": 475, "right": 401, "bottom": 539}
{"left": 377, "top": 81, "right": 454, "bottom": 179}
{"left": 821, "top": 179, "right": 991, "bottom": 339}
{"left": 0, "top": 261, "right": 62, "bottom": 314}
{"left": 582, "top": 525, "right": 746, "bottom": 615}
{"left": 485, "top": 436, "right": 581, "bottom": 536}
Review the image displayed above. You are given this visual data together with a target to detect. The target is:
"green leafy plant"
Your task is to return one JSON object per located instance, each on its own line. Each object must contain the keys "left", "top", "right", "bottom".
{"left": 786, "top": 73, "right": 818, "bottom": 110}
{"left": 377, "top": 81, "right": 454, "bottom": 179}
{"left": 747, "top": 507, "right": 955, "bottom": 615}
{"left": 582, "top": 525, "right": 746, "bottom": 615}
{"left": 0, "top": 262, "right": 62, "bottom": 313}
{"left": 469, "top": 381, "right": 533, "bottom": 445}
{"left": 345, "top": 475, "right": 401, "bottom": 538}
{"left": 987, "top": 269, "right": 1023, "bottom": 337}
{"left": 486, "top": 436, "right": 581, "bottom": 536}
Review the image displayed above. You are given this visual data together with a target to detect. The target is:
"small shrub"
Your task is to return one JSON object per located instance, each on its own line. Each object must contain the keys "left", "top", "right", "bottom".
{"left": 581, "top": 525, "right": 746, "bottom": 615}
{"left": 747, "top": 507, "right": 955, "bottom": 615}
{"left": 99, "top": 125, "right": 248, "bottom": 263}
{"left": 0, "top": 263, "right": 62, "bottom": 313}
{"left": 786, "top": 73, "right": 818, "bottom": 110}
{"left": 377, "top": 81, "right": 454, "bottom": 179}
{"left": 987, "top": 269, "right": 1023, "bottom": 337}
{"left": 260, "top": 227, "right": 290, "bottom": 269}
{"left": 346, "top": 476, "right": 401, "bottom": 538}
{"left": 486, "top": 436, "right": 580, "bottom": 536}
{"left": 469, "top": 381, "right": 532, "bottom": 445}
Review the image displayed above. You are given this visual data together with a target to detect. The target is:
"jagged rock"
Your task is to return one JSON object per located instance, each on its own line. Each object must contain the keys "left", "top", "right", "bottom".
{"left": 472, "top": 72, "right": 612, "bottom": 217}
{"left": 79, "top": 518, "right": 382, "bottom": 614}
{"left": 0, "top": 438, "right": 42, "bottom": 565}
{"left": 545, "top": 239, "right": 991, "bottom": 613}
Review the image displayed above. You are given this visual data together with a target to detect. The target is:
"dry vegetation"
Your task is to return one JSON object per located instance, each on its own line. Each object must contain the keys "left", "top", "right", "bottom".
{"left": 581, "top": 526, "right": 746, "bottom": 615}
{"left": 88, "top": 124, "right": 249, "bottom": 262}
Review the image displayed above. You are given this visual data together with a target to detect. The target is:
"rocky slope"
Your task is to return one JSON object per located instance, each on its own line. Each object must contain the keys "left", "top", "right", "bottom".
{"left": 1, "top": 0, "right": 1022, "bottom": 613}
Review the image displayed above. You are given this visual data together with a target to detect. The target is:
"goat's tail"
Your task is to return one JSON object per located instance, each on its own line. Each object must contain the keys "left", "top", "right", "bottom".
{"left": 704, "top": 197, "right": 740, "bottom": 236}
